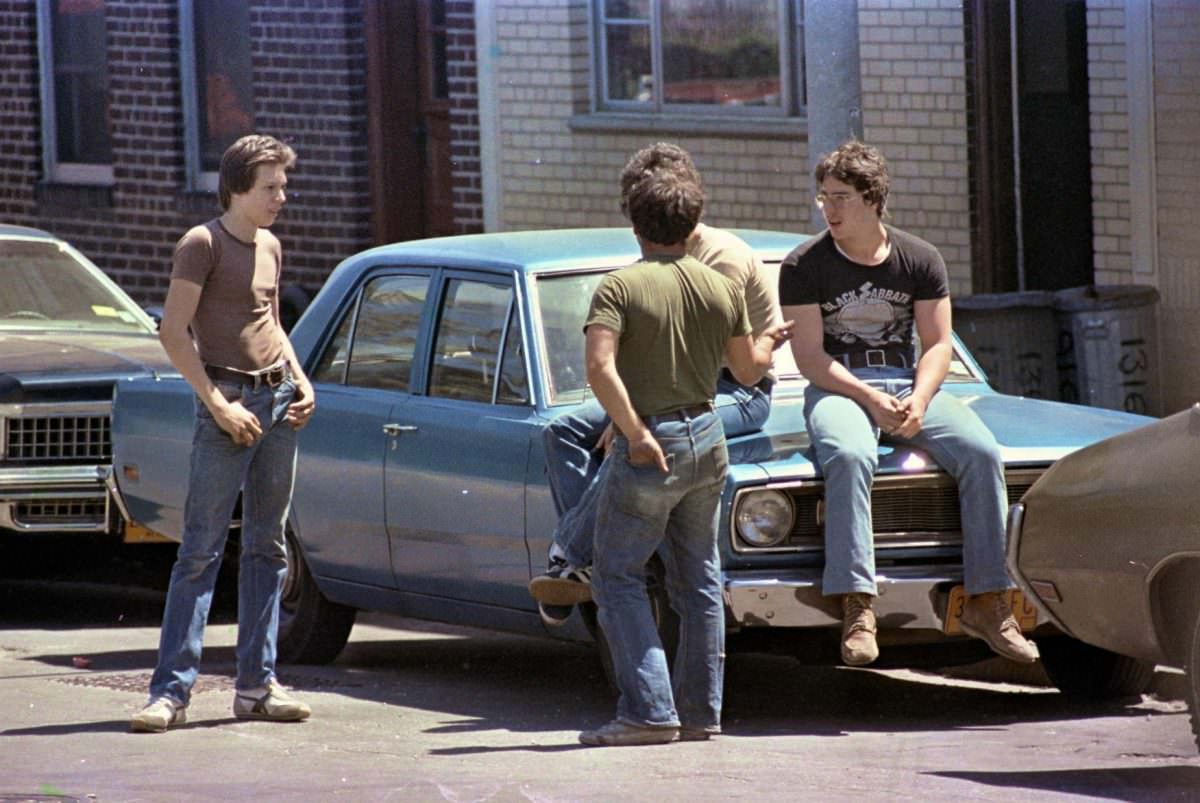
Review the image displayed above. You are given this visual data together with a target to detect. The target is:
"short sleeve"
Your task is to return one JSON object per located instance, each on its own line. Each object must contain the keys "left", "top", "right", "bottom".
{"left": 585, "top": 273, "right": 626, "bottom": 335}
{"left": 170, "top": 226, "right": 214, "bottom": 286}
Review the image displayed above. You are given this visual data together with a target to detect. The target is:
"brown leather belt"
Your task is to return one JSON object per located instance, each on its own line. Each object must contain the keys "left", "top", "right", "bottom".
{"left": 205, "top": 362, "right": 289, "bottom": 390}
{"left": 643, "top": 402, "right": 713, "bottom": 426}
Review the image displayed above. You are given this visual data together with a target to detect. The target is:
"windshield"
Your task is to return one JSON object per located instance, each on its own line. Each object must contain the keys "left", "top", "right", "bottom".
{"left": 535, "top": 262, "right": 977, "bottom": 406}
{"left": 0, "top": 238, "right": 155, "bottom": 334}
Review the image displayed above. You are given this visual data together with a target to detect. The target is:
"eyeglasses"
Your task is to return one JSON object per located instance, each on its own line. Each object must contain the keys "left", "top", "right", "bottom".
{"left": 814, "top": 191, "right": 863, "bottom": 209}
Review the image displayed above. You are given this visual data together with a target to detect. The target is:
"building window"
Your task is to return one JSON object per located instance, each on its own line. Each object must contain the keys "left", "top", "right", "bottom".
{"left": 593, "top": 0, "right": 804, "bottom": 116}
{"left": 180, "top": 0, "right": 256, "bottom": 192}
{"left": 36, "top": 0, "right": 115, "bottom": 185}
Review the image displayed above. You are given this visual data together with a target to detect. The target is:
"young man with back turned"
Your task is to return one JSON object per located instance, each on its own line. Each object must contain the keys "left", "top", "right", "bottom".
{"left": 578, "top": 155, "right": 791, "bottom": 746}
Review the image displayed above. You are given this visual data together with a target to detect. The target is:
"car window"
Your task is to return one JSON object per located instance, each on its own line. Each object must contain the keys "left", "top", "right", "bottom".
{"left": 535, "top": 271, "right": 607, "bottom": 405}
{"left": 496, "top": 304, "right": 530, "bottom": 405}
{"left": 0, "top": 238, "right": 154, "bottom": 333}
{"left": 430, "top": 278, "right": 526, "bottom": 404}
{"left": 313, "top": 274, "right": 429, "bottom": 391}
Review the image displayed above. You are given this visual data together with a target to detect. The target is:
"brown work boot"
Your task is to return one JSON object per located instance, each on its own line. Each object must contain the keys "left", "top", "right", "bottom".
{"left": 959, "top": 591, "right": 1040, "bottom": 664}
{"left": 841, "top": 593, "right": 879, "bottom": 666}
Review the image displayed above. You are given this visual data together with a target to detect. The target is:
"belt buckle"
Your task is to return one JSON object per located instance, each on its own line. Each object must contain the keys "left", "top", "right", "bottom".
{"left": 865, "top": 349, "right": 887, "bottom": 368}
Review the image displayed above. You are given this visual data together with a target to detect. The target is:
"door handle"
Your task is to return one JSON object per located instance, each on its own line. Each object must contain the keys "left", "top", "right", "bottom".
{"left": 382, "top": 423, "right": 418, "bottom": 436}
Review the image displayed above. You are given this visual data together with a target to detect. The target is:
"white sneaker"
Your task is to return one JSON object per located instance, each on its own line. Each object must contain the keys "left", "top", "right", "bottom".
{"left": 130, "top": 696, "right": 187, "bottom": 733}
{"left": 233, "top": 680, "right": 311, "bottom": 721}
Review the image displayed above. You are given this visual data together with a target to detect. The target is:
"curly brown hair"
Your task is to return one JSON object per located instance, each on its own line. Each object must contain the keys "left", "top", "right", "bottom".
{"left": 814, "top": 139, "right": 890, "bottom": 217}
{"left": 619, "top": 142, "right": 703, "bottom": 218}
{"left": 624, "top": 167, "right": 704, "bottom": 246}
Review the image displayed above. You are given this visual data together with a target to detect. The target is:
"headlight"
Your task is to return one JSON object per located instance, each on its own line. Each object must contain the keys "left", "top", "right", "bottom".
{"left": 735, "top": 490, "right": 795, "bottom": 548}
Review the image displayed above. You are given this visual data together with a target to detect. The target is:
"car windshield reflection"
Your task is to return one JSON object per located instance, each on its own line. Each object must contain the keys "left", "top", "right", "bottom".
{"left": 0, "top": 239, "right": 155, "bottom": 333}
{"left": 534, "top": 261, "right": 978, "bottom": 406}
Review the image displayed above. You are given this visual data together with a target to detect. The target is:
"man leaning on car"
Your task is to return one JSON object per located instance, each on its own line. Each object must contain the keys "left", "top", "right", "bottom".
{"left": 779, "top": 139, "right": 1039, "bottom": 668}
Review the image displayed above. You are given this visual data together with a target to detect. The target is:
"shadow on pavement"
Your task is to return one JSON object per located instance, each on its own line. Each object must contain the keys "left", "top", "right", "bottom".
{"left": 927, "top": 765, "right": 1200, "bottom": 802}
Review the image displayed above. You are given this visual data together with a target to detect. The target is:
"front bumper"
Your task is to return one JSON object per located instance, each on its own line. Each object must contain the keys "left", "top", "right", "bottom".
{"left": 724, "top": 565, "right": 965, "bottom": 630}
{"left": 0, "top": 464, "right": 113, "bottom": 533}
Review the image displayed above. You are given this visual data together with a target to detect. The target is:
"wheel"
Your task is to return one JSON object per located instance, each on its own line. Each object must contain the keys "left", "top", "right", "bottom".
{"left": 1188, "top": 610, "right": 1200, "bottom": 751}
{"left": 582, "top": 555, "right": 680, "bottom": 691}
{"left": 277, "top": 532, "right": 357, "bottom": 665}
{"left": 1038, "top": 635, "right": 1155, "bottom": 699}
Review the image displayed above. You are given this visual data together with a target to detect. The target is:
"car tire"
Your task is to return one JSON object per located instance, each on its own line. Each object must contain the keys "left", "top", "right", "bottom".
{"left": 1038, "top": 635, "right": 1155, "bottom": 699}
{"left": 1188, "top": 609, "right": 1200, "bottom": 752}
{"left": 277, "top": 532, "right": 357, "bottom": 665}
{"left": 582, "top": 555, "right": 680, "bottom": 692}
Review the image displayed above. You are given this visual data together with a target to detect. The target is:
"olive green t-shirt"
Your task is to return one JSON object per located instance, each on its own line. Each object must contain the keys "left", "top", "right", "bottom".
{"left": 585, "top": 254, "right": 751, "bottom": 417}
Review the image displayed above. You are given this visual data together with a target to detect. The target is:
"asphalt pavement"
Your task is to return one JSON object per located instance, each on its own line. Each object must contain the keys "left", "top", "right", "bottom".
{"left": 0, "top": 538, "right": 1196, "bottom": 802}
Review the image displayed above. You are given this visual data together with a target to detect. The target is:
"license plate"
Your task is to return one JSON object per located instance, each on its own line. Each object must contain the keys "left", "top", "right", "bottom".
{"left": 943, "top": 585, "right": 1038, "bottom": 635}
{"left": 122, "top": 521, "right": 173, "bottom": 544}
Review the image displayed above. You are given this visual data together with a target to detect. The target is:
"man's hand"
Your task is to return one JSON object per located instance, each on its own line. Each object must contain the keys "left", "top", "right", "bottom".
{"left": 627, "top": 429, "right": 669, "bottom": 473}
{"left": 212, "top": 400, "right": 263, "bottom": 447}
{"left": 865, "top": 388, "right": 906, "bottom": 434}
{"left": 286, "top": 378, "right": 316, "bottom": 430}
{"left": 595, "top": 421, "right": 616, "bottom": 455}
{"left": 760, "top": 319, "right": 795, "bottom": 351}
{"left": 894, "top": 393, "right": 928, "bottom": 439}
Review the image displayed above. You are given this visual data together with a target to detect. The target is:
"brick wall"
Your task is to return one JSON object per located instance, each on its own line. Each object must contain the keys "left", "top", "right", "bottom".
{"left": 490, "top": 0, "right": 972, "bottom": 290}
{"left": 1086, "top": 0, "right": 1132, "bottom": 283}
{"left": 448, "top": 0, "right": 483, "bottom": 234}
{"left": 492, "top": 0, "right": 814, "bottom": 236}
{"left": 858, "top": 0, "right": 972, "bottom": 296}
{"left": 0, "top": 0, "right": 482, "bottom": 305}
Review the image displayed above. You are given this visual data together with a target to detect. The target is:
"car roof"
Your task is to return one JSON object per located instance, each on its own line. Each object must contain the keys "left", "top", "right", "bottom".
{"left": 346, "top": 227, "right": 809, "bottom": 273}
{"left": 0, "top": 224, "right": 58, "bottom": 240}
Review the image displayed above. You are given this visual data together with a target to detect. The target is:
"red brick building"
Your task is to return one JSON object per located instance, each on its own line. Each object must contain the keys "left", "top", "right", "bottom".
{"left": 0, "top": 0, "right": 480, "bottom": 309}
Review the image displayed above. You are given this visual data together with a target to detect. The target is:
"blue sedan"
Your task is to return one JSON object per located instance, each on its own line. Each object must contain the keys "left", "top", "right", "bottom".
{"left": 111, "top": 228, "right": 1152, "bottom": 694}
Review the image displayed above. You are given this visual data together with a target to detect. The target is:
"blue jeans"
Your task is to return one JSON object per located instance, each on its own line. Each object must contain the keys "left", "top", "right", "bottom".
{"left": 149, "top": 376, "right": 298, "bottom": 705}
{"left": 546, "top": 373, "right": 770, "bottom": 567}
{"left": 592, "top": 410, "right": 727, "bottom": 729}
{"left": 804, "top": 367, "right": 1012, "bottom": 597}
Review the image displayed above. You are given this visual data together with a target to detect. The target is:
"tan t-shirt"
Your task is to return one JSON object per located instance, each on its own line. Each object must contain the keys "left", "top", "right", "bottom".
{"left": 170, "top": 219, "right": 285, "bottom": 372}
{"left": 688, "top": 223, "right": 782, "bottom": 338}
{"left": 586, "top": 254, "right": 751, "bottom": 417}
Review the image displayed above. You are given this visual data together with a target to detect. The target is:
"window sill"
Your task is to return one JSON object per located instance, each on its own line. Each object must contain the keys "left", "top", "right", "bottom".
{"left": 35, "top": 181, "right": 115, "bottom": 211}
{"left": 568, "top": 112, "right": 807, "bottom": 140}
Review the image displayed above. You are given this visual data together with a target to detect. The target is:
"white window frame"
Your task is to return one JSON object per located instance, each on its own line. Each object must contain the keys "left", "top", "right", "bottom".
{"left": 591, "top": 0, "right": 805, "bottom": 118}
{"left": 35, "top": 0, "right": 115, "bottom": 186}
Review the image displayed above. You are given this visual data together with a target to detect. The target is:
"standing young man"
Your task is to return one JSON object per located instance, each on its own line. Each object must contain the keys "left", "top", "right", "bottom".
{"left": 579, "top": 160, "right": 791, "bottom": 746}
{"left": 131, "top": 134, "right": 316, "bottom": 732}
{"left": 529, "top": 143, "right": 783, "bottom": 624}
{"left": 778, "top": 140, "right": 1038, "bottom": 667}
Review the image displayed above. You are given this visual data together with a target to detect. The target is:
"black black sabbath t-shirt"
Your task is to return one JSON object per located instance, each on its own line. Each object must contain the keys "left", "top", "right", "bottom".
{"left": 778, "top": 225, "right": 949, "bottom": 368}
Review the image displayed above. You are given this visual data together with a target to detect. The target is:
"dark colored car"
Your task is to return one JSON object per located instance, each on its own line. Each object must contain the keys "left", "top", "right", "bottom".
{"left": 0, "top": 225, "right": 172, "bottom": 541}
{"left": 110, "top": 228, "right": 1153, "bottom": 693}
{"left": 1008, "top": 403, "right": 1200, "bottom": 746}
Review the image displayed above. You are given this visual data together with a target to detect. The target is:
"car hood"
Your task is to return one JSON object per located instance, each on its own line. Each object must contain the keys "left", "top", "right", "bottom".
{"left": 0, "top": 331, "right": 174, "bottom": 401}
{"left": 726, "top": 384, "right": 1154, "bottom": 484}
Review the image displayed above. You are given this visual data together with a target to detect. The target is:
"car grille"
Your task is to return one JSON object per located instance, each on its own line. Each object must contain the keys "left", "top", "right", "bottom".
{"left": 734, "top": 468, "right": 1044, "bottom": 552}
{"left": 1, "top": 407, "right": 112, "bottom": 464}
{"left": 13, "top": 498, "right": 108, "bottom": 528}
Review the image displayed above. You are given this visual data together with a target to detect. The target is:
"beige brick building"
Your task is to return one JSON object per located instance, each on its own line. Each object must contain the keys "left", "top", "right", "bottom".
{"left": 477, "top": 0, "right": 1200, "bottom": 414}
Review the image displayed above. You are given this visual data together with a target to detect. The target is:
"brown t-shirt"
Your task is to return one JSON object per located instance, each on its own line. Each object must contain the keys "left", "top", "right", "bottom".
{"left": 170, "top": 219, "right": 285, "bottom": 372}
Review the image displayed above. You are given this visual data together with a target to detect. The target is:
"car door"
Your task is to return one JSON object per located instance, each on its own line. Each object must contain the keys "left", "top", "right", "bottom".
{"left": 292, "top": 271, "right": 432, "bottom": 589}
{"left": 384, "top": 271, "right": 539, "bottom": 610}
